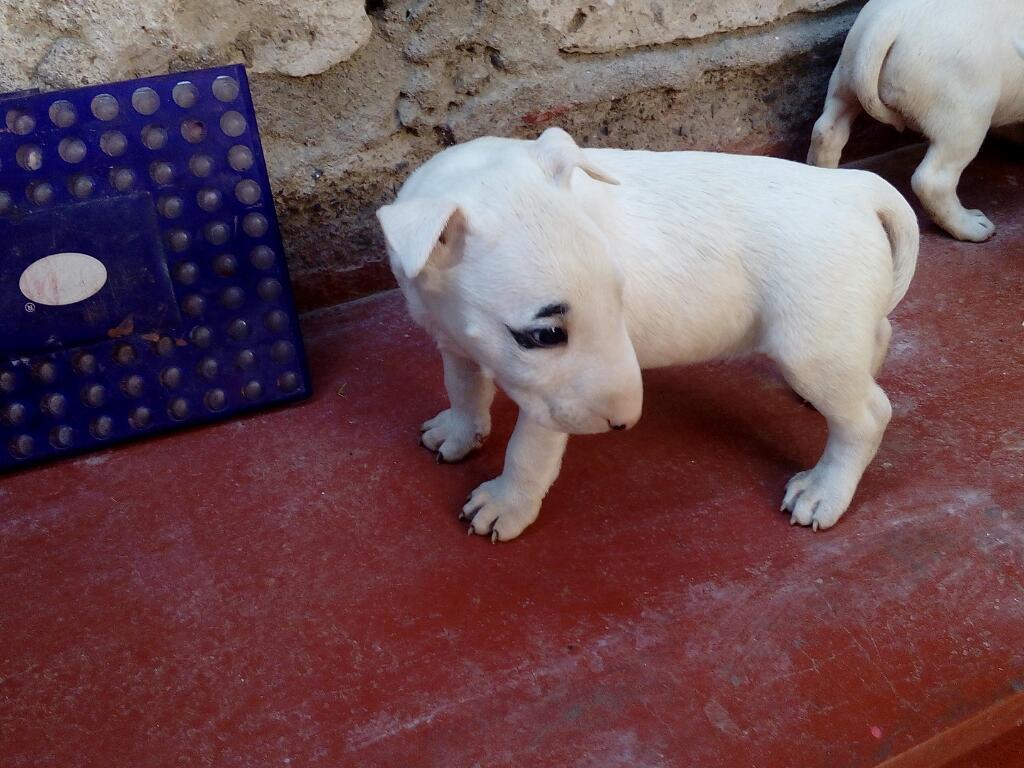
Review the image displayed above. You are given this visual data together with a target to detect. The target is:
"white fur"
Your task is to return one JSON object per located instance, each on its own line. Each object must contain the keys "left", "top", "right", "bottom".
{"left": 808, "top": 0, "right": 1024, "bottom": 241}
{"left": 377, "top": 127, "right": 919, "bottom": 541}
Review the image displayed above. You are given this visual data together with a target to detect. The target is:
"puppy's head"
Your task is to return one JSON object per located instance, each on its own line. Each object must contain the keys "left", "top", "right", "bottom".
{"left": 377, "top": 127, "right": 642, "bottom": 435}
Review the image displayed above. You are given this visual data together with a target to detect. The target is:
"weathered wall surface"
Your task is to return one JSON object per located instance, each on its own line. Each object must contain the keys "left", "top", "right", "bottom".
{"left": 2, "top": 0, "right": 866, "bottom": 310}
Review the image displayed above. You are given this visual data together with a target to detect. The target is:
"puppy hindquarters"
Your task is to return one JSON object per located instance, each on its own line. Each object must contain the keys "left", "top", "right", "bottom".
{"left": 775, "top": 184, "right": 917, "bottom": 530}
{"left": 420, "top": 350, "right": 495, "bottom": 462}
{"left": 462, "top": 414, "right": 568, "bottom": 542}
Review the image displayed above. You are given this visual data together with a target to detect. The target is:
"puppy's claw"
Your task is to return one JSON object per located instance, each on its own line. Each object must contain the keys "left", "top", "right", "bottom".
{"left": 491, "top": 529, "right": 499, "bottom": 543}
{"left": 790, "top": 515, "right": 797, "bottom": 525}
{"left": 436, "top": 452, "right": 444, "bottom": 464}
{"left": 812, "top": 519, "right": 820, "bottom": 532}
{"left": 467, "top": 525, "right": 474, "bottom": 535}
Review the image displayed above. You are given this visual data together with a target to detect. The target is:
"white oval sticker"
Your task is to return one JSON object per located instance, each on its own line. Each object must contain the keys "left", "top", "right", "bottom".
{"left": 19, "top": 252, "right": 108, "bottom": 306}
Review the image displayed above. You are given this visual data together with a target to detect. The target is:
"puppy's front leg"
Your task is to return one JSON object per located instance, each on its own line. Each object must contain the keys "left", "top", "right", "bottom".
{"left": 462, "top": 413, "right": 569, "bottom": 542}
{"left": 421, "top": 350, "right": 495, "bottom": 462}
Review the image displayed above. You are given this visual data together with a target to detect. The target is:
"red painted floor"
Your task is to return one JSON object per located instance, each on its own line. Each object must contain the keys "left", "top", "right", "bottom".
{"left": 1, "top": 142, "right": 1022, "bottom": 768}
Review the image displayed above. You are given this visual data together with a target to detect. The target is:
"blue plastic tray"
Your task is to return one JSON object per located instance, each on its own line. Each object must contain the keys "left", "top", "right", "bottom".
{"left": 0, "top": 65, "right": 311, "bottom": 470}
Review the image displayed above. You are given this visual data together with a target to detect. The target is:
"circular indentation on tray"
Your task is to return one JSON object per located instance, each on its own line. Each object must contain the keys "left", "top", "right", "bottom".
{"left": 242, "top": 380, "right": 263, "bottom": 401}
{"left": 264, "top": 309, "right": 288, "bottom": 332}
{"left": 174, "top": 261, "right": 199, "bottom": 284}
{"left": 50, "top": 425, "right": 74, "bottom": 448}
{"left": 167, "top": 229, "right": 191, "bottom": 252}
{"left": 173, "top": 81, "right": 199, "bottom": 108}
{"left": 190, "top": 325, "right": 213, "bottom": 348}
{"left": 242, "top": 213, "right": 268, "bottom": 238}
{"left": 220, "top": 286, "right": 244, "bottom": 309}
{"left": 91, "top": 94, "right": 119, "bottom": 121}
{"left": 168, "top": 397, "right": 189, "bottom": 420}
{"left": 198, "top": 357, "right": 219, "bottom": 379}
{"left": 189, "top": 154, "right": 214, "bottom": 177}
{"left": 204, "top": 388, "right": 227, "bottom": 411}
{"left": 100, "top": 131, "right": 128, "bottom": 157}
{"left": 158, "top": 195, "right": 184, "bottom": 219}
{"left": 17, "top": 144, "right": 43, "bottom": 171}
{"left": 129, "top": 406, "right": 151, "bottom": 429}
{"left": 131, "top": 87, "right": 160, "bottom": 115}
{"left": 27, "top": 181, "right": 53, "bottom": 205}
{"left": 4, "top": 402, "right": 27, "bottom": 425}
{"left": 91, "top": 415, "right": 113, "bottom": 439}
{"left": 212, "top": 75, "right": 240, "bottom": 102}
{"left": 75, "top": 353, "right": 98, "bottom": 375}
{"left": 257, "top": 278, "right": 282, "bottom": 302}
{"left": 181, "top": 293, "right": 205, "bottom": 316}
{"left": 277, "top": 371, "right": 299, "bottom": 393}
{"left": 227, "top": 318, "right": 249, "bottom": 340}
{"left": 49, "top": 100, "right": 77, "bottom": 128}
{"left": 10, "top": 434, "right": 34, "bottom": 458}
{"left": 235, "top": 179, "right": 261, "bottom": 205}
{"left": 122, "top": 374, "right": 144, "bottom": 397}
{"left": 160, "top": 366, "right": 183, "bottom": 389}
{"left": 7, "top": 109, "right": 35, "bottom": 135}
{"left": 42, "top": 392, "right": 66, "bottom": 416}
{"left": 219, "top": 110, "right": 246, "bottom": 137}
{"left": 58, "top": 137, "right": 87, "bottom": 163}
{"left": 181, "top": 118, "right": 207, "bottom": 144}
{"left": 141, "top": 124, "right": 168, "bottom": 150}
{"left": 213, "top": 254, "right": 238, "bottom": 277}
{"left": 235, "top": 349, "right": 256, "bottom": 369}
{"left": 249, "top": 245, "right": 275, "bottom": 270}
{"left": 70, "top": 175, "right": 95, "bottom": 199}
{"left": 204, "top": 220, "right": 230, "bottom": 245}
{"left": 228, "top": 144, "right": 253, "bottom": 171}
{"left": 82, "top": 384, "right": 106, "bottom": 407}
{"left": 110, "top": 167, "right": 136, "bottom": 192}
{"left": 271, "top": 340, "right": 295, "bottom": 363}
{"left": 150, "top": 161, "right": 174, "bottom": 185}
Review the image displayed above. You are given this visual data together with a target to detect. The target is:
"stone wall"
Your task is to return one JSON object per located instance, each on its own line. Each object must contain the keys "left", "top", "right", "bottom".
{"left": 2, "top": 0, "right": 869, "bottom": 310}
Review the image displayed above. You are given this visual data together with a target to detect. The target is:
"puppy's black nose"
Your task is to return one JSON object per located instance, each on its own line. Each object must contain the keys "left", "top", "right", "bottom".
{"left": 609, "top": 422, "right": 627, "bottom": 431}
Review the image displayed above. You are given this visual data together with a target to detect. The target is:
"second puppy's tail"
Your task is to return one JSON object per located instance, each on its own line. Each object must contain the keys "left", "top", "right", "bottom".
{"left": 875, "top": 182, "right": 919, "bottom": 314}
{"left": 849, "top": 8, "right": 906, "bottom": 132}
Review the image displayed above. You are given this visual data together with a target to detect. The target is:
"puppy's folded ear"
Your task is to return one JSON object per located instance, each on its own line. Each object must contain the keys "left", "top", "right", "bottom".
{"left": 533, "top": 126, "right": 619, "bottom": 189}
{"left": 376, "top": 198, "right": 466, "bottom": 280}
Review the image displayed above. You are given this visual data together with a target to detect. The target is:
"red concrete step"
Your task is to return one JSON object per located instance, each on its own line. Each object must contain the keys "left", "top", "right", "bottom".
{"left": 1, "top": 140, "right": 1022, "bottom": 767}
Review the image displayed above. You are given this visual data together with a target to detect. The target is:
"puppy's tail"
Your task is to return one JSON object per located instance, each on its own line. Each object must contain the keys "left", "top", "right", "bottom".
{"left": 875, "top": 183, "right": 919, "bottom": 314}
{"left": 849, "top": 13, "right": 906, "bottom": 132}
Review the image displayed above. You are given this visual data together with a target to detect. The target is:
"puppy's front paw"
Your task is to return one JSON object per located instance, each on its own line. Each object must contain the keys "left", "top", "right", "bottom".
{"left": 781, "top": 467, "right": 855, "bottom": 532}
{"left": 420, "top": 409, "right": 488, "bottom": 463}
{"left": 946, "top": 209, "right": 995, "bottom": 242}
{"left": 461, "top": 477, "right": 541, "bottom": 542}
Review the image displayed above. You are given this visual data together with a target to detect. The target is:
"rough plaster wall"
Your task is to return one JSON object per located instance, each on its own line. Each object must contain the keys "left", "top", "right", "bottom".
{"left": 1, "top": 0, "right": 866, "bottom": 310}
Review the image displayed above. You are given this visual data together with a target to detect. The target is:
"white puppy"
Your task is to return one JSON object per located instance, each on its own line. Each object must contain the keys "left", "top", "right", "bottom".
{"left": 377, "top": 128, "right": 918, "bottom": 541}
{"left": 808, "top": 0, "right": 1024, "bottom": 242}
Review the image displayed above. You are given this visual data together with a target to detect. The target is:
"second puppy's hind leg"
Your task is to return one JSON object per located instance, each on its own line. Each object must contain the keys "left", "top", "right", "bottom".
{"left": 808, "top": 78, "right": 862, "bottom": 169}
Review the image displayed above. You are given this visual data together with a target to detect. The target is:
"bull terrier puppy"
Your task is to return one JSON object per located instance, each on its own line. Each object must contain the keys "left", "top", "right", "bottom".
{"left": 377, "top": 127, "right": 919, "bottom": 541}
{"left": 808, "top": 0, "right": 1024, "bottom": 242}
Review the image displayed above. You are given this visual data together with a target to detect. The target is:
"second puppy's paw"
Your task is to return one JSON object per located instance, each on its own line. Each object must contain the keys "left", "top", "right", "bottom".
{"left": 461, "top": 478, "right": 542, "bottom": 542}
{"left": 945, "top": 209, "right": 995, "bottom": 243}
{"left": 420, "top": 409, "right": 488, "bottom": 463}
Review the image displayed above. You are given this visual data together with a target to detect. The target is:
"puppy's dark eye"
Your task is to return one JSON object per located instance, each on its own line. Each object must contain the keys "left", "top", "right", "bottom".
{"left": 509, "top": 325, "right": 568, "bottom": 350}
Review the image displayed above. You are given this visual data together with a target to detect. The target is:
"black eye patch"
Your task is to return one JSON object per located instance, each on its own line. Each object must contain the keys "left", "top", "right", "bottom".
{"left": 508, "top": 325, "right": 568, "bottom": 350}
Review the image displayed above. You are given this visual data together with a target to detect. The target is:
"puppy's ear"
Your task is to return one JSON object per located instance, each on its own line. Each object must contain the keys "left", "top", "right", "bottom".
{"left": 533, "top": 126, "right": 619, "bottom": 189}
{"left": 376, "top": 198, "right": 466, "bottom": 279}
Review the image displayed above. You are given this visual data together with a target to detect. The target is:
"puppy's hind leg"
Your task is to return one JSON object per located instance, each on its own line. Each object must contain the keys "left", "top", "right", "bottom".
{"left": 872, "top": 316, "right": 892, "bottom": 379}
{"left": 420, "top": 350, "right": 495, "bottom": 462}
{"left": 911, "top": 107, "right": 995, "bottom": 242}
{"left": 777, "top": 345, "right": 892, "bottom": 531}
{"left": 808, "top": 78, "right": 861, "bottom": 169}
